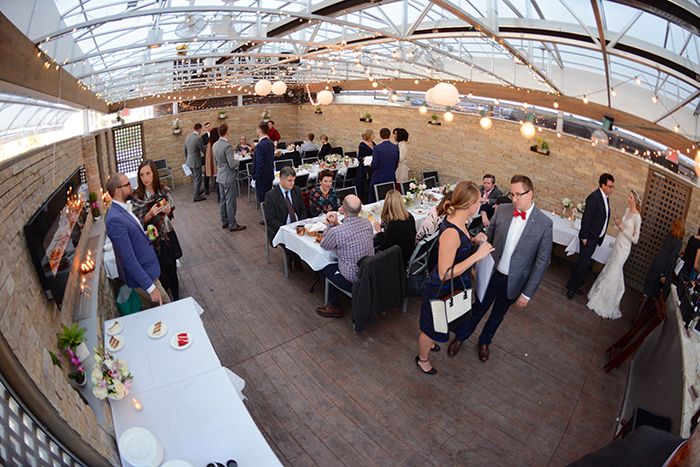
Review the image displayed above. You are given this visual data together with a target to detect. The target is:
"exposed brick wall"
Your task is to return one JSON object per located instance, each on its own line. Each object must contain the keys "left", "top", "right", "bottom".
{"left": 0, "top": 136, "right": 118, "bottom": 464}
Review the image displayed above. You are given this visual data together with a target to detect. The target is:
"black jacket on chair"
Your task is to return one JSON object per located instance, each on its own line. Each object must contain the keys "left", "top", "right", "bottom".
{"left": 352, "top": 245, "right": 405, "bottom": 333}
{"left": 265, "top": 185, "right": 307, "bottom": 245}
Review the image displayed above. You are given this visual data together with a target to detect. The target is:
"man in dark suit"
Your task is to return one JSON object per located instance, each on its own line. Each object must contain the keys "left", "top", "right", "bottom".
{"left": 105, "top": 173, "right": 170, "bottom": 309}
{"left": 265, "top": 166, "right": 307, "bottom": 271}
{"left": 448, "top": 175, "right": 553, "bottom": 361}
{"left": 201, "top": 122, "right": 212, "bottom": 195}
{"left": 479, "top": 173, "right": 503, "bottom": 227}
{"left": 185, "top": 123, "right": 206, "bottom": 202}
{"left": 368, "top": 127, "right": 399, "bottom": 203}
{"left": 253, "top": 123, "right": 275, "bottom": 218}
{"left": 567, "top": 424, "right": 696, "bottom": 467}
{"left": 566, "top": 173, "right": 614, "bottom": 300}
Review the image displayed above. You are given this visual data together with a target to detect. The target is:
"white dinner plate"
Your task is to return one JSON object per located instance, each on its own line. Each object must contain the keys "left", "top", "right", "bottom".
{"left": 119, "top": 427, "right": 164, "bottom": 467}
{"left": 170, "top": 332, "right": 193, "bottom": 350}
{"left": 413, "top": 208, "right": 428, "bottom": 215}
{"left": 106, "top": 335, "right": 125, "bottom": 352}
{"left": 162, "top": 461, "right": 194, "bottom": 467}
{"left": 147, "top": 321, "right": 168, "bottom": 339}
{"left": 105, "top": 320, "right": 123, "bottom": 336}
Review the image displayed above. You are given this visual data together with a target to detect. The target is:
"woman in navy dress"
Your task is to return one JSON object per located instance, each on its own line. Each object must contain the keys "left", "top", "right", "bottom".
{"left": 355, "top": 129, "right": 374, "bottom": 201}
{"left": 417, "top": 181, "right": 494, "bottom": 374}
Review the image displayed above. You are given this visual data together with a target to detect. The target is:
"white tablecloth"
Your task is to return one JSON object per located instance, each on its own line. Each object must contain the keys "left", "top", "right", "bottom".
{"left": 541, "top": 211, "right": 615, "bottom": 264}
{"left": 271, "top": 201, "right": 432, "bottom": 271}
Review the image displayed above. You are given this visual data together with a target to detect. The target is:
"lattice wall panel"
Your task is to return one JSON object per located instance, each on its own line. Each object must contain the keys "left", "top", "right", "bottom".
{"left": 625, "top": 170, "right": 691, "bottom": 292}
{"left": 113, "top": 123, "right": 144, "bottom": 174}
{"left": 0, "top": 380, "right": 84, "bottom": 467}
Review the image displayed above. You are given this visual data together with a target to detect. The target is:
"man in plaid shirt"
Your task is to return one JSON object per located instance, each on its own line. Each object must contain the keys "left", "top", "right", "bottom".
{"left": 317, "top": 194, "right": 375, "bottom": 318}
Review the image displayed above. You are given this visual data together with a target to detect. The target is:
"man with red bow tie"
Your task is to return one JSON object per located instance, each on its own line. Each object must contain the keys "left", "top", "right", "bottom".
{"left": 447, "top": 175, "right": 553, "bottom": 361}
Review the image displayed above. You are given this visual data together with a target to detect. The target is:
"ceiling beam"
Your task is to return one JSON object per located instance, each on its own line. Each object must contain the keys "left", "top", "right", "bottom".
{"left": 654, "top": 90, "right": 700, "bottom": 123}
{"left": 590, "top": 0, "right": 611, "bottom": 107}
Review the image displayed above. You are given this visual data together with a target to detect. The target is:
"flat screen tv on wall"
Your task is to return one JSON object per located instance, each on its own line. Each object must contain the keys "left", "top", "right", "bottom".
{"left": 23, "top": 167, "right": 88, "bottom": 310}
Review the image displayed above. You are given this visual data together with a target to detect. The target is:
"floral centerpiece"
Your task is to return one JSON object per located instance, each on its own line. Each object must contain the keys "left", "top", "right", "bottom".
{"left": 408, "top": 180, "right": 427, "bottom": 196}
{"left": 561, "top": 197, "right": 573, "bottom": 218}
{"left": 403, "top": 194, "right": 414, "bottom": 208}
{"left": 341, "top": 155, "right": 353, "bottom": 166}
{"left": 325, "top": 154, "right": 341, "bottom": 166}
{"left": 172, "top": 118, "right": 182, "bottom": 134}
{"left": 261, "top": 109, "right": 271, "bottom": 122}
{"left": 91, "top": 346, "right": 133, "bottom": 400}
{"left": 575, "top": 202, "right": 586, "bottom": 213}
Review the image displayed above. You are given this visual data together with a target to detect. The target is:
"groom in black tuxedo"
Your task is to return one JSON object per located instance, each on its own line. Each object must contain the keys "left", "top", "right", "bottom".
{"left": 566, "top": 173, "right": 614, "bottom": 300}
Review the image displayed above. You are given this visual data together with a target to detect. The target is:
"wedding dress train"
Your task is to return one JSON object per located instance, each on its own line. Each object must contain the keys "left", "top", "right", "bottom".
{"left": 587, "top": 208, "right": 641, "bottom": 319}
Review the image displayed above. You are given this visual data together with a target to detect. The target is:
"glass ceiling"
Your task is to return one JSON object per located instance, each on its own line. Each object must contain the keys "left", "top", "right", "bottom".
{"left": 4, "top": 0, "right": 700, "bottom": 139}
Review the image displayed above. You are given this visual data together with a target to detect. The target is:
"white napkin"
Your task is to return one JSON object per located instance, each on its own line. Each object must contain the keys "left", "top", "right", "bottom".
{"left": 307, "top": 222, "right": 326, "bottom": 232}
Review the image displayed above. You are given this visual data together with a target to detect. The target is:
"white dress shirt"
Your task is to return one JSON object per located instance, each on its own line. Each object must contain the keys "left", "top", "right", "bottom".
{"left": 599, "top": 187, "right": 609, "bottom": 238}
{"left": 497, "top": 202, "right": 535, "bottom": 276}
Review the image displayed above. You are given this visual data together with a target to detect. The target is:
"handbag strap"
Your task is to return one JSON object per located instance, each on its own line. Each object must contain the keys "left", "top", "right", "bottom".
{"left": 437, "top": 265, "right": 469, "bottom": 296}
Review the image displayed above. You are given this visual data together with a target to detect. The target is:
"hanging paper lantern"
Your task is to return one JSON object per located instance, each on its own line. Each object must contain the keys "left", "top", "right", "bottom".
{"left": 254, "top": 79, "right": 272, "bottom": 96}
{"left": 317, "top": 90, "right": 334, "bottom": 105}
{"left": 433, "top": 82, "right": 460, "bottom": 107}
{"left": 425, "top": 87, "right": 437, "bottom": 105}
{"left": 520, "top": 122, "right": 536, "bottom": 139}
{"left": 591, "top": 129, "right": 608, "bottom": 149}
{"left": 479, "top": 116, "right": 493, "bottom": 130}
{"left": 271, "top": 81, "right": 287, "bottom": 95}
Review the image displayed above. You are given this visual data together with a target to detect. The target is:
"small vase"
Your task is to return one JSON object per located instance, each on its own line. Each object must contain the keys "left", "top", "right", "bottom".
{"left": 560, "top": 208, "right": 567, "bottom": 218}
{"left": 74, "top": 373, "right": 86, "bottom": 387}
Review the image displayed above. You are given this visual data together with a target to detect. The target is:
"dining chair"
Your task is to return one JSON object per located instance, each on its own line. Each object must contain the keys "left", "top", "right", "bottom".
{"left": 277, "top": 141, "right": 287, "bottom": 149}
{"left": 293, "top": 141, "right": 303, "bottom": 147}
{"left": 344, "top": 151, "right": 357, "bottom": 159}
{"left": 337, "top": 166, "right": 358, "bottom": 188}
{"left": 374, "top": 181, "right": 395, "bottom": 202}
{"left": 261, "top": 201, "right": 288, "bottom": 278}
{"left": 274, "top": 159, "right": 293, "bottom": 171}
{"left": 294, "top": 173, "right": 310, "bottom": 192}
{"left": 400, "top": 180, "right": 412, "bottom": 195}
{"left": 337, "top": 186, "right": 357, "bottom": 202}
{"left": 153, "top": 158, "right": 174, "bottom": 191}
{"left": 403, "top": 231, "right": 440, "bottom": 312}
{"left": 423, "top": 176, "right": 437, "bottom": 189}
{"left": 305, "top": 149, "right": 320, "bottom": 160}
{"left": 421, "top": 170, "right": 439, "bottom": 185}
{"left": 330, "top": 146, "right": 343, "bottom": 155}
{"left": 302, "top": 157, "right": 318, "bottom": 165}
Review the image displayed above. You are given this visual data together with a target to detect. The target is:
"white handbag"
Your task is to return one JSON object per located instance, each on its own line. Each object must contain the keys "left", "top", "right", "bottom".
{"left": 430, "top": 266, "right": 473, "bottom": 334}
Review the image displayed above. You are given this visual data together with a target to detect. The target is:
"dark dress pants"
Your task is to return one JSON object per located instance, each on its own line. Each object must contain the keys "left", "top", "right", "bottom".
{"left": 191, "top": 166, "right": 203, "bottom": 199}
{"left": 257, "top": 178, "right": 272, "bottom": 204}
{"left": 462, "top": 272, "right": 517, "bottom": 345}
{"left": 320, "top": 264, "right": 352, "bottom": 308}
{"left": 219, "top": 183, "right": 238, "bottom": 229}
{"left": 566, "top": 238, "right": 599, "bottom": 291}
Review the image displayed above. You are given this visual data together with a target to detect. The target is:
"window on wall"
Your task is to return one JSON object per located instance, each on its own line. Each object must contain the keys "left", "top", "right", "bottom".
{"left": 113, "top": 123, "right": 144, "bottom": 175}
{"left": 0, "top": 378, "right": 84, "bottom": 467}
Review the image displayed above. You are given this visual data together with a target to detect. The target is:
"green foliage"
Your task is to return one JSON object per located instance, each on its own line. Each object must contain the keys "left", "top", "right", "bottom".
{"left": 430, "top": 114, "right": 438, "bottom": 121}
{"left": 57, "top": 323, "right": 86, "bottom": 350}
{"left": 48, "top": 351, "right": 62, "bottom": 370}
{"left": 535, "top": 137, "right": 549, "bottom": 151}
{"left": 88, "top": 192, "right": 98, "bottom": 203}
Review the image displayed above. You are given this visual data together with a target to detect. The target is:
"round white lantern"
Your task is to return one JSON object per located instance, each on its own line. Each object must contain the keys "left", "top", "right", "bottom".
{"left": 479, "top": 116, "right": 493, "bottom": 130}
{"left": 520, "top": 122, "right": 536, "bottom": 139}
{"left": 425, "top": 87, "right": 437, "bottom": 105}
{"left": 433, "top": 82, "right": 460, "bottom": 107}
{"left": 271, "top": 81, "right": 287, "bottom": 95}
{"left": 443, "top": 111, "right": 454, "bottom": 123}
{"left": 317, "top": 90, "right": 333, "bottom": 105}
{"left": 255, "top": 79, "right": 272, "bottom": 96}
{"left": 591, "top": 129, "right": 608, "bottom": 148}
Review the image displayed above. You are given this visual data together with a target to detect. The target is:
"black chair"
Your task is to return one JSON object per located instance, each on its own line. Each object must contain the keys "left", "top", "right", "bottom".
{"left": 277, "top": 141, "right": 287, "bottom": 149}
{"left": 153, "top": 158, "right": 174, "bottom": 190}
{"left": 305, "top": 149, "right": 319, "bottom": 160}
{"left": 337, "top": 166, "right": 358, "bottom": 188}
{"left": 294, "top": 173, "right": 310, "bottom": 192}
{"left": 424, "top": 176, "right": 437, "bottom": 189}
{"left": 281, "top": 150, "right": 301, "bottom": 167}
{"left": 274, "top": 159, "right": 293, "bottom": 171}
{"left": 244, "top": 161, "right": 255, "bottom": 203}
{"left": 403, "top": 231, "right": 440, "bottom": 310}
{"left": 337, "top": 186, "right": 357, "bottom": 202}
{"left": 254, "top": 139, "right": 259, "bottom": 143}
{"left": 331, "top": 146, "right": 343, "bottom": 155}
{"left": 422, "top": 171, "right": 439, "bottom": 185}
{"left": 344, "top": 151, "right": 357, "bottom": 159}
{"left": 302, "top": 157, "right": 318, "bottom": 165}
{"left": 293, "top": 141, "right": 303, "bottom": 147}
{"left": 374, "top": 181, "right": 395, "bottom": 202}
{"left": 400, "top": 180, "right": 412, "bottom": 195}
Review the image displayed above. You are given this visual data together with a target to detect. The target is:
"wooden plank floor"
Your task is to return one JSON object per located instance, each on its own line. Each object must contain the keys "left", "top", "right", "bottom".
{"left": 167, "top": 185, "right": 639, "bottom": 466}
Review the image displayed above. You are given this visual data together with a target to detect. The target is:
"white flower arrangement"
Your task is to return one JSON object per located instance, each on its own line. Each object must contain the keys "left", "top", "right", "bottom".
{"left": 172, "top": 118, "right": 182, "bottom": 130}
{"left": 561, "top": 197, "right": 573, "bottom": 209}
{"left": 341, "top": 155, "right": 353, "bottom": 165}
{"left": 325, "top": 154, "right": 340, "bottom": 165}
{"left": 576, "top": 202, "right": 586, "bottom": 213}
{"left": 261, "top": 109, "right": 271, "bottom": 120}
{"left": 91, "top": 347, "right": 133, "bottom": 400}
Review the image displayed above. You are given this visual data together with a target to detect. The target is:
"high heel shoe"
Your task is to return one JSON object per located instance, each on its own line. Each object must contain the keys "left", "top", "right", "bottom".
{"left": 415, "top": 355, "right": 437, "bottom": 375}
{"left": 431, "top": 344, "right": 440, "bottom": 352}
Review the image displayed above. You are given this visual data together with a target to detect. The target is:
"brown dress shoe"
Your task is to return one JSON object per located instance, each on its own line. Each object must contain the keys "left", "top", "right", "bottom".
{"left": 230, "top": 225, "right": 246, "bottom": 232}
{"left": 316, "top": 305, "right": 343, "bottom": 318}
{"left": 259, "top": 220, "right": 265, "bottom": 225}
{"left": 447, "top": 338, "right": 463, "bottom": 356}
{"left": 479, "top": 343, "right": 489, "bottom": 362}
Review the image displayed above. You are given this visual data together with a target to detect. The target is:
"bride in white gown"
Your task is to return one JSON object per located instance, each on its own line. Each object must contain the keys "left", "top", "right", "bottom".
{"left": 587, "top": 190, "right": 642, "bottom": 319}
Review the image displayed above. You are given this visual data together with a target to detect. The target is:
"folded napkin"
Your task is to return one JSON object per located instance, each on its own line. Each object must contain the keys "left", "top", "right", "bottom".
{"left": 307, "top": 222, "right": 326, "bottom": 232}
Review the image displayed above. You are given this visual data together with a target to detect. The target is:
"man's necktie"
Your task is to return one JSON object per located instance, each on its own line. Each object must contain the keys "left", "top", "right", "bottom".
{"left": 513, "top": 209, "right": 526, "bottom": 220}
{"left": 286, "top": 191, "right": 297, "bottom": 223}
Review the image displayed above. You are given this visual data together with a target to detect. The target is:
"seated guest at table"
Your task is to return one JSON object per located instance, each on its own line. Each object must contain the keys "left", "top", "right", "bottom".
{"left": 680, "top": 227, "right": 700, "bottom": 278}
{"left": 299, "top": 133, "right": 320, "bottom": 158}
{"left": 374, "top": 190, "right": 416, "bottom": 265}
{"left": 368, "top": 128, "right": 400, "bottom": 203}
{"left": 205, "top": 127, "right": 219, "bottom": 202}
{"left": 393, "top": 128, "right": 410, "bottom": 183}
{"left": 633, "top": 217, "right": 685, "bottom": 323}
{"left": 416, "top": 191, "right": 453, "bottom": 244}
{"left": 105, "top": 173, "right": 170, "bottom": 309}
{"left": 235, "top": 136, "right": 252, "bottom": 154}
{"left": 317, "top": 135, "right": 332, "bottom": 159}
{"left": 132, "top": 159, "right": 182, "bottom": 301}
{"left": 479, "top": 174, "right": 503, "bottom": 228}
{"left": 309, "top": 169, "right": 340, "bottom": 216}
{"left": 316, "top": 194, "right": 375, "bottom": 317}
{"left": 265, "top": 166, "right": 307, "bottom": 272}
{"left": 267, "top": 120, "right": 281, "bottom": 143}
{"left": 355, "top": 129, "right": 375, "bottom": 202}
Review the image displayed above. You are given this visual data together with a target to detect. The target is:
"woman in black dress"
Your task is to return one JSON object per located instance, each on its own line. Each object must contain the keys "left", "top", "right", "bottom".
{"left": 416, "top": 181, "right": 494, "bottom": 374}
{"left": 355, "top": 129, "right": 375, "bottom": 202}
{"left": 633, "top": 217, "right": 685, "bottom": 323}
{"left": 373, "top": 190, "right": 416, "bottom": 266}
{"left": 317, "top": 135, "right": 332, "bottom": 159}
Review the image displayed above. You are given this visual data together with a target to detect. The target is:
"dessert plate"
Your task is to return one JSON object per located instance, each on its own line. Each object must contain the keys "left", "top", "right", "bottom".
{"left": 170, "top": 332, "right": 192, "bottom": 350}
{"left": 106, "top": 320, "right": 123, "bottom": 336}
{"left": 147, "top": 321, "right": 168, "bottom": 339}
{"left": 106, "top": 335, "right": 125, "bottom": 352}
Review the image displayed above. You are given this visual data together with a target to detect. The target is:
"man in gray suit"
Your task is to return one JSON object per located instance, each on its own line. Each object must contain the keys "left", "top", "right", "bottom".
{"left": 449, "top": 174, "right": 553, "bottom": 361}
{"left": 213, "top": 123, "right": 245, "bottom": 232}
{"left": 184, "top": 123, "right": 206, "bottom": 202}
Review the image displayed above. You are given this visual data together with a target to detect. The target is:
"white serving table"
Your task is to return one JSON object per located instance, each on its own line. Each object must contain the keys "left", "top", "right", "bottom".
{"left": 541, "top": 210, "right": 615, "bottom": 264}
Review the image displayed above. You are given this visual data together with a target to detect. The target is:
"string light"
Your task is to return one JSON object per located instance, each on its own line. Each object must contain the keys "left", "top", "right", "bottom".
{"left": 652, "top": 95, "right": 658, "bottom": 103}
{"left": 553, "top": 100, "right": 559, "bottom": 108}
{"left": 635, "top": 77, "right": 641, "bottom": 85}
{"left": 582, "top": 95, "right": 588, "bottom": 104}
{"left": 611, "top": 88, "right": 616, "bottom": 97}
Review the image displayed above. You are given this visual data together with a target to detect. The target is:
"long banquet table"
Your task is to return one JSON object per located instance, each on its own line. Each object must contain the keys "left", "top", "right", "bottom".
{"left": 105, "top": 298, "right": 282, "bottom": 467}
{"left": 541, "top": 210, "right": 615, "bottom": 264}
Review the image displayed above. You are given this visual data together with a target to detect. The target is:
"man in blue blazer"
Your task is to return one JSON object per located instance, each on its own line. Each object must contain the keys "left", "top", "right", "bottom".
{"left": 566, "top": 173, "right": 614, "bottom": 300}
{"left": 105, "top": 173, "right": 170, "bottom": 309}
{"left": 368, "top": 128, "right": 399, "bottom": 203}
{"left": 253, "top": 123, "right": 275, "bottom": 219}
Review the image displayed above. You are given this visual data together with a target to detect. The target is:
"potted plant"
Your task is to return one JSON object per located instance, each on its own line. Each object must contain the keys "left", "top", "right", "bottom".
{"left": 218, "top": 109, "right": 227, "bottom": 119}
{"left": 359, "top": 111, "right": 372, "bottom": 122}
{"left": 172, "top": 117, "right": 182, "bottom": 135}
{"left": 314, "top": 106, "right": 323, "bottom": 115}
{"left": 530, "top": 137, "right": 550, "bottom": 155}
{"left": 66, "top": 348, "right": 86, "bottom": 387}
{"left": 89, "top": 192, "right": 101, "bottom": 220}
{"left": 428, "top": 114, "right": 441, "bottom": 125}
{"left": 57, "top": 323, "right": 89, "bottom": 361}
{"left": 261, "top": 109, "right": 271, "bottom": 122}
